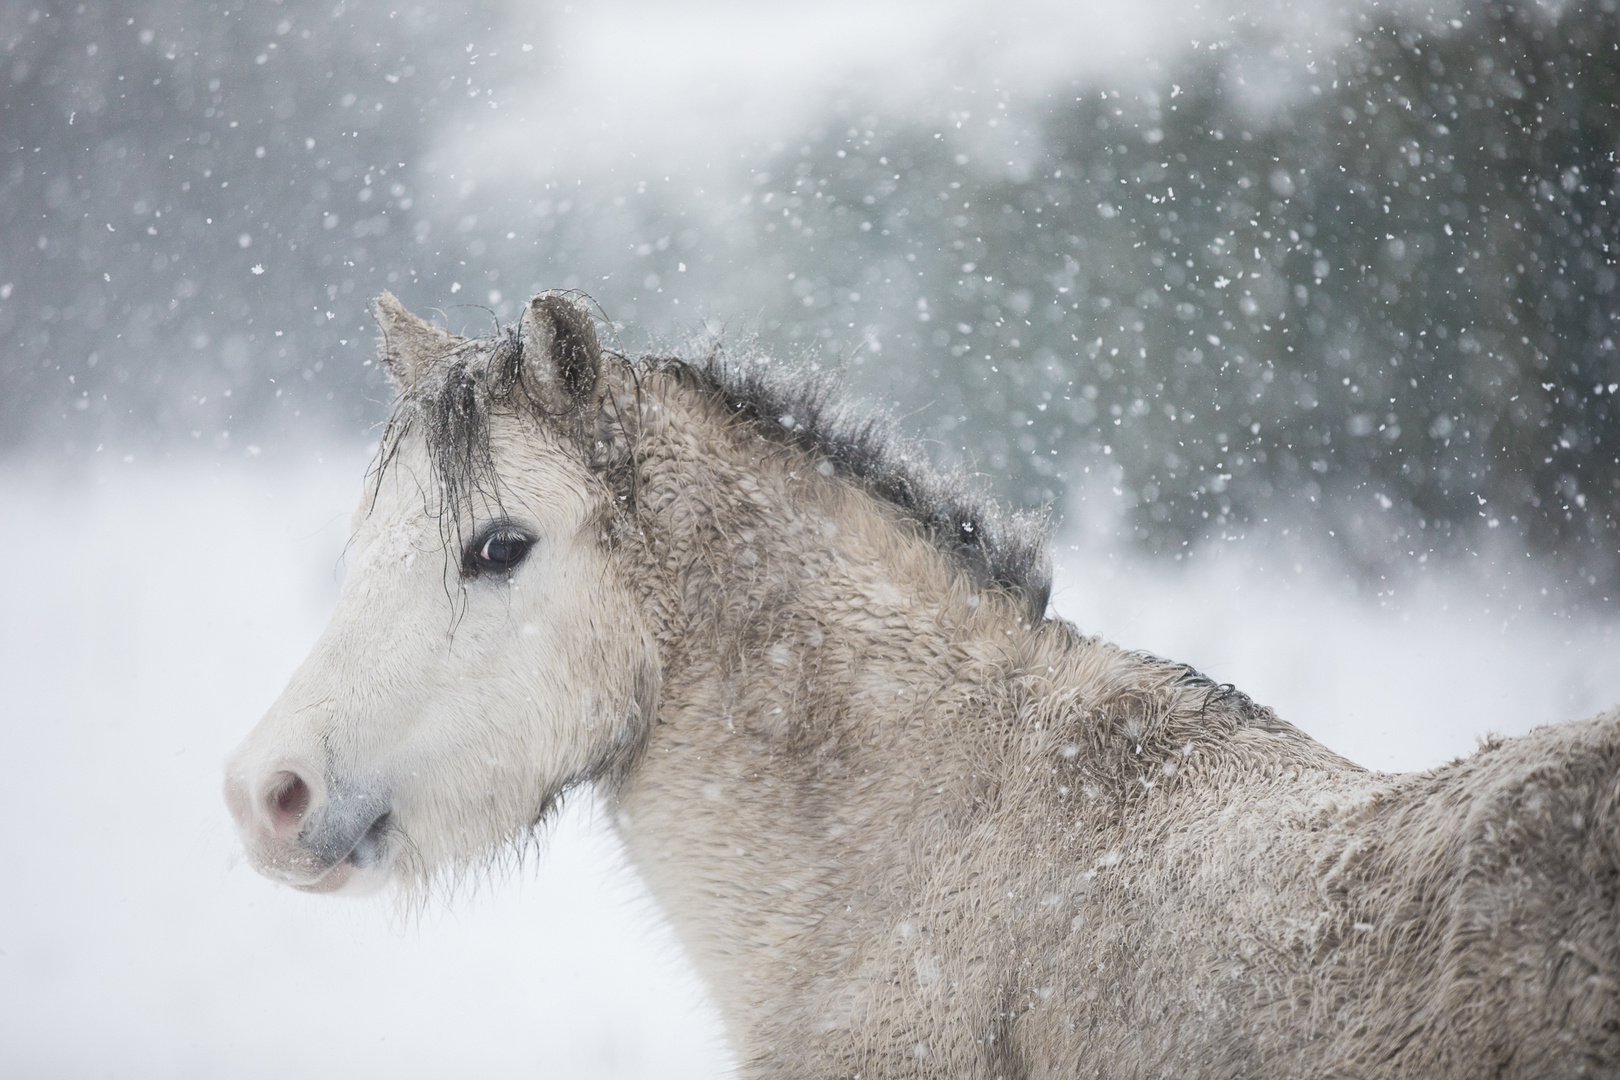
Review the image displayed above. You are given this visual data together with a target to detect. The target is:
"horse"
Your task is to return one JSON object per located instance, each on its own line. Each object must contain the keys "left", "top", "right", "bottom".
{"left": 225, "top": 291, "right": 1620, "bottom": 1078}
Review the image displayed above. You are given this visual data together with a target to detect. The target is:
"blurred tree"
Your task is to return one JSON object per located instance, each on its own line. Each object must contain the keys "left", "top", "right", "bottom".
{"left": 4, "top": 0, "right": 1616, "bottom": 597}
{"left": 724, "top": 1, "right": 1620, "bottom": 595}
{"left": 0, "top": 0, "right": 517, "bottom": 453}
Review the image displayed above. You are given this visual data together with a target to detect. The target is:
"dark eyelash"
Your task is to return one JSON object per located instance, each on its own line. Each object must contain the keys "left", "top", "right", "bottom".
{"left": 462, "top": 523, "right": 535, "bottom": 578}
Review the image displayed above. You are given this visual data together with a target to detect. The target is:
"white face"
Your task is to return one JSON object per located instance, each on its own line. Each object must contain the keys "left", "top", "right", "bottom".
{"left": 224, "top": 420, "right": 654, "bottom": 895}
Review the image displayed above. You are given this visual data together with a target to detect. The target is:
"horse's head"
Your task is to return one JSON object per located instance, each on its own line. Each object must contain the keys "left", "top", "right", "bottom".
{"left": 224, "top": 293, "right": 656, "bottom": 895}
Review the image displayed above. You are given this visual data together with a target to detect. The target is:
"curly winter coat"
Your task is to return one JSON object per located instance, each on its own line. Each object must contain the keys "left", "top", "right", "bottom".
{"left": 226, "top": 292, "right": 1620, "bottom": 1079}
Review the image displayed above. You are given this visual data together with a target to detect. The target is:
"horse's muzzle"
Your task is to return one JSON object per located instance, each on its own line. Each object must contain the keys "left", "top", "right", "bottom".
{"left": 224, "top": 764, "right": 393, "bottom": 893}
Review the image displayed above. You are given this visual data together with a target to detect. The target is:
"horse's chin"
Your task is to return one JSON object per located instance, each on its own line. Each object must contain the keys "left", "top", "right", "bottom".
{"left": 291, "top": 858, "right": 392, "bottom": 896}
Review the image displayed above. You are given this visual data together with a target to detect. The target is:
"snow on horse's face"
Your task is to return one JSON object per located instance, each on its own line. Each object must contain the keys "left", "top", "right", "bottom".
{"left": 224, "top": 294, "right": 655, "bottom": 894}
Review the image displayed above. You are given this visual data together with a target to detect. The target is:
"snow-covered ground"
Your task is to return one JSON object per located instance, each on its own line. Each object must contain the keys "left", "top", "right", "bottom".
{"left": 2, "top": 450, "right": 1617, "bottom": 1077}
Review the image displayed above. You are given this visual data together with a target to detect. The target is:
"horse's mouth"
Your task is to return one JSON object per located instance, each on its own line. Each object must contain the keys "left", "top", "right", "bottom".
{"left": 272, "top": 809, "right": 393, "bottom": 894}
{"left": 293, "top": 860, "right": 357, "bottom": 893}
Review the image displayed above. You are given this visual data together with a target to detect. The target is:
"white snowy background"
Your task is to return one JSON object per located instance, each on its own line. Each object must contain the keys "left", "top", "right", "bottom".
{"left": 4, "top": 0, "right": 1619, "bottom": 1076}
{"left": 4, "top": 448, "right": 1617, "bottom": 1078}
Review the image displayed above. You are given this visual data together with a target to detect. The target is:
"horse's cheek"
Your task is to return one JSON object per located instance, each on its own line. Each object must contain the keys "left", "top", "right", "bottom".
{"left": 520, "top": 556, "right": 657, "bottom": 781}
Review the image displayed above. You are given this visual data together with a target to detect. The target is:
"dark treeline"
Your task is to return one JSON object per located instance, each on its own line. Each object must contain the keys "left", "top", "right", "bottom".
{"left": 712, "top": 2, "right": 1620, "bottom": 592}
{"left": 4, "top": 1, "right": 1617, "bottom": 594}
{"left": 1, "top": 0, "right": 515, "bottom": 449}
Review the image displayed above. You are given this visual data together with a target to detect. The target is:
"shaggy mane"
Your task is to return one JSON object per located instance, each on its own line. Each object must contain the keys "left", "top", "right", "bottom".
{"left": 659, "top": 343, "right": 1053, "bottom": 623}
{"left": 378, "top": 324, "right": 1054, "bottom": 623}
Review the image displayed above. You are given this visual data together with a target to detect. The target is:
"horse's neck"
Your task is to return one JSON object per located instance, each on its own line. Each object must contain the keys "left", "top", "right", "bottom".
{"left": 608, "top": 380, "right": 1032, "bottom": 1008}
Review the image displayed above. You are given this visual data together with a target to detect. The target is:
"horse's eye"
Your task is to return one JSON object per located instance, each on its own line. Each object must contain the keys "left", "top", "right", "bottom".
{"left": 466, "top": 529, "right": 534, "bottom": 576}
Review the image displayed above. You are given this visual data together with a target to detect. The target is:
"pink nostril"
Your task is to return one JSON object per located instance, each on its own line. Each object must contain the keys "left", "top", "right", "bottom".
{"left": 263, "top": 771, "right": 312, "bottom": 837}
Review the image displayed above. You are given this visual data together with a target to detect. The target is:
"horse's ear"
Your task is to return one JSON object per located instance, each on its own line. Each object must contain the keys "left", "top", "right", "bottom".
{"left": 520, "top": 292, "right": 603, "bottom": 414}
{"left": 373, "top": 291, "right": 461, "bottom": 390}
